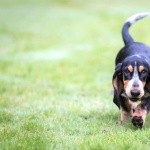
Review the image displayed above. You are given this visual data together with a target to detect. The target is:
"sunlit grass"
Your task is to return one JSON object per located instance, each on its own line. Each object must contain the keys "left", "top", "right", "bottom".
{"left": 1, "top": 0, "right": 150, "bottom": 149}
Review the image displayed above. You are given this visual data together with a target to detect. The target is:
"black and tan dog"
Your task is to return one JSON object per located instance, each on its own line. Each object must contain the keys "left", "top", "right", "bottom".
{"left": 113, "top": 12, "right": 150, "bottom": 128}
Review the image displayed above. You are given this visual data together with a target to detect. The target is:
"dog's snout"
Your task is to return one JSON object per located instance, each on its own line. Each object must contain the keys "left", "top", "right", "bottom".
{"left": 131, "top": 89, "right": 140, "bottom": 97}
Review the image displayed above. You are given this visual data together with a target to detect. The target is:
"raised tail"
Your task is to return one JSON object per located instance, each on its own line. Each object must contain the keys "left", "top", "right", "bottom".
{"left": 122, "top": 12, "right": 150, "bottom": 45}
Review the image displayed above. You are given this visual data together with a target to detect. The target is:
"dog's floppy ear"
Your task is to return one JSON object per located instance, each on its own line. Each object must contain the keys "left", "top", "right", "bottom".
{"left": 112, "top": 63, "right": 123, "bottom": 108}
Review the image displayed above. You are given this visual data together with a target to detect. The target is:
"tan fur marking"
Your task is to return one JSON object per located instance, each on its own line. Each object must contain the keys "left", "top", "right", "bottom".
{"left": 129, "top": 100, "right": 137, "bottom": 117}
{"left": 113, "top": 76, "right": 123, "bottom": 94}
{"left": 139, "top": 65, "right": 144, "bottom": 72}
{"left": 123, "top": 80, "right": 129, "bottom": 89}
{"left": 142, "top": 81, "right": 146, "bottom": 87}
{"left": 128, "top": 65, "right": 133, "bottom": 72}
{"left": 133, "top": 105, "right": 147, "bottom": 117}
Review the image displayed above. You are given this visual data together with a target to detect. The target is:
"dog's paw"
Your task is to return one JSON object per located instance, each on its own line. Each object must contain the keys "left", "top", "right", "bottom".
{"left": 132, "top": 116, "right": 144, "bottom": 128}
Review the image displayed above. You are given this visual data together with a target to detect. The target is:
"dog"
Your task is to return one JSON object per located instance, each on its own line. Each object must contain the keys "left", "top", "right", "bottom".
{"left": 112, "top": 12, "right": 150, "bottom": 128}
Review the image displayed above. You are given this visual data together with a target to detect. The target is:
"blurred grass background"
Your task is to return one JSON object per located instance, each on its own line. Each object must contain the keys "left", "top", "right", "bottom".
{"left": 1, "top": 0, "right": 150, "bottom": 149}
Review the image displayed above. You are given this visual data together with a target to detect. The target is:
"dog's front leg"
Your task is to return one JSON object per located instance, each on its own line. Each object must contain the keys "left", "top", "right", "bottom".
{"left": 117, "top": 97, "right": 137, "bottom": 124}
{"left": 117, "top": 107, "right": 131, "bottom": 124}
{"left": 132, "top": 97, "right": 150, "bottom": 128}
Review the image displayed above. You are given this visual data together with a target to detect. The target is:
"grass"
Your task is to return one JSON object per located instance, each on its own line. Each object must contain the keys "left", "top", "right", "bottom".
{"left": 1, "top": 0, "right": 150, "bottom": 149}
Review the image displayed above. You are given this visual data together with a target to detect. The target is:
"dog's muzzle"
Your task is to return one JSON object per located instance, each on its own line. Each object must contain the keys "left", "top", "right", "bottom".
{"left": 121, "top": 90, "right": 150, "bottom": 102}
{"left": 121, "top": 92, "right": 140, "bottom": 102}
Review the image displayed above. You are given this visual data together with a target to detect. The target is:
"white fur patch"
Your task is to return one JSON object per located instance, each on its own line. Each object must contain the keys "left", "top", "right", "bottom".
{"left": 126, "top": 12, "right": 150, "bottom": 24}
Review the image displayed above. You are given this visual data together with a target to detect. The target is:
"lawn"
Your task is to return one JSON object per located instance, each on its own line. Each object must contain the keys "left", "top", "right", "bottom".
{"left": 1, "top": 0, "right": 150, "bottom": 149}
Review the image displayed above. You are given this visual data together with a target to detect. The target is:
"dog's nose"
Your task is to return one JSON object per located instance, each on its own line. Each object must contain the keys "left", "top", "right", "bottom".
{"left": 131, "top": 89, "right": 140, "bottom": 97}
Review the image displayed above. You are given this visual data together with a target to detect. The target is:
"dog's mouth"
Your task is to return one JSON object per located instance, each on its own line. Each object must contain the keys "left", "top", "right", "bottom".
{"left": 121, "top": 92, "right": 140, "bottom": 101}
{"left": 121, "top": 90, "right": 150, "bottom": 101}
{"left": 129, "top": 97, "right": 139, "bottom": 102}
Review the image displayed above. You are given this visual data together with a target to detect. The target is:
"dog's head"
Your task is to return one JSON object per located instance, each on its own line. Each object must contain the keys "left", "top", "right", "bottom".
{"left": 113, "top": 55, "right": 150, "bottom": 103}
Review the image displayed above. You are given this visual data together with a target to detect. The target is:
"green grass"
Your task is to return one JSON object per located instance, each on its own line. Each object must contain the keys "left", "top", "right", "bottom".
{"left": 1, "top": 0, "right": 150, "bottom": 149}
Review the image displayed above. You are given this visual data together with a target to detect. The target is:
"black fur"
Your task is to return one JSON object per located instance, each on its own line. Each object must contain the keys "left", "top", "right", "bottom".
{"left": 112, "top": 12, "right": 150, "bottom": 127}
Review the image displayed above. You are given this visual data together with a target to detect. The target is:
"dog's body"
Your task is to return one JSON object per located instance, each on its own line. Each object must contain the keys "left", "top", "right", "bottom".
{"left": 113, "top": 12, "right": 150, "bottom": 127}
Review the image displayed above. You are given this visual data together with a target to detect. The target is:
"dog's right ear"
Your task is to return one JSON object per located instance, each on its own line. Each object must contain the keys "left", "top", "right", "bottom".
{"left": 112, "top": 63, "right": 123, "bottom": 108}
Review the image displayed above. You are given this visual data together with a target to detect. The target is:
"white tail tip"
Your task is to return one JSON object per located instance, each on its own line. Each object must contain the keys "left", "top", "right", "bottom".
{"left": 126, "top": 12, "right": 150, "bottom": 24}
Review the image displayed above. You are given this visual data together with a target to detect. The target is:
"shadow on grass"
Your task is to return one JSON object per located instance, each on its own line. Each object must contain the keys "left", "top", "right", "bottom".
{"left": 79, "top": 109, "right": 146, "bottom": 131}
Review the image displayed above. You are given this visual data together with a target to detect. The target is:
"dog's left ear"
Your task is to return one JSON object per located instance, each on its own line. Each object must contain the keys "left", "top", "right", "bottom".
{"left": 112, "top": 63, "right": 123, "bottom": 108}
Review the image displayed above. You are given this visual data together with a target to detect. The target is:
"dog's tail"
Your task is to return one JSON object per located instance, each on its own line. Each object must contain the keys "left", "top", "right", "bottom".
{"left": 122, "top": 12, "right": 150, "bottom": 45}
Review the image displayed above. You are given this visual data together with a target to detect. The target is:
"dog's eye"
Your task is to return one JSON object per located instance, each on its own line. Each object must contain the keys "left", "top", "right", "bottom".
{"left": 125, "top": 70, "right": 130, "bottom": 74}
{"left": 141, "top": 70, "right": 147, "bottom": 75}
